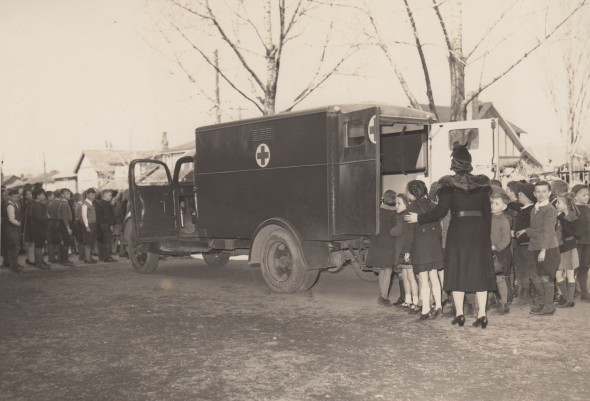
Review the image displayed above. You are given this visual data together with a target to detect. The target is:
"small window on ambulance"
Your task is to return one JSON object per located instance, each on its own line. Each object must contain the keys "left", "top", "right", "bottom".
{"left": 346, "top": 120, "right": 365, "bottom": 147}
{"left": 134, "top": 162, "right": 170, "bottom": 186}
{"left": 448, "top": 128, "right": 479, "bottom": 150}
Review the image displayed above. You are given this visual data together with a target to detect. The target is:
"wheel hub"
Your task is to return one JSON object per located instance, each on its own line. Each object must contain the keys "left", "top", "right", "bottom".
{"left": 267, "top": 242, "right": 292, "bottom": 282}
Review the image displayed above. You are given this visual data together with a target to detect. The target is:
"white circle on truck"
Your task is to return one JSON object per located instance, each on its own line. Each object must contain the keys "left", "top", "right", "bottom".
{"left": 368, "top": 115, "right": 376, "bottom": 144}
{"left": 256, "top": 143, "right": 271, "bottom": 167}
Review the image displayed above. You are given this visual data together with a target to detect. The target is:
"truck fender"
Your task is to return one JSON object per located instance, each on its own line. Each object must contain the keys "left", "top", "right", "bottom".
{"left": 248, "top": 218, "right": 334, "bottom": 270}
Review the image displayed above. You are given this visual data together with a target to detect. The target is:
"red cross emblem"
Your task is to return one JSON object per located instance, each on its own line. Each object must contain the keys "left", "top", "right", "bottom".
{"left": 256, "top": 143, "right": 270, "bottom": 167}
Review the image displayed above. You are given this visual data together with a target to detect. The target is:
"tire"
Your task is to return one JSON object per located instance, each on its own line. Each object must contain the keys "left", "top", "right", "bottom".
{"left": 203, "top": 251, "right": 230, "bottom": 267}
{"left": 259, "top": 228, "right": 318, "bottom": 293}
{"left": 128, "top": 224, "right": 159, "bottom": 274}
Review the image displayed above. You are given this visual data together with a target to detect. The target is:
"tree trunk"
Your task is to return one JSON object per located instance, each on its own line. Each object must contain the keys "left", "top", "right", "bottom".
{"left": 448, "top": 0, "right": 466, "bottom": 122}
{"left": 263, "top": 0, "right": 277, "bottom": 115}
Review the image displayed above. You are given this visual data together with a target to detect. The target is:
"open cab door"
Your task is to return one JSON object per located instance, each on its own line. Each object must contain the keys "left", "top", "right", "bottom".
{"left": 172, "top": 155, "right": 198, "bottom": 237}
{"left": 428, "top": 119, "right": 498, "bottom": 182}
{"left": 129, "top": 159, "right": 177, "bottom": 241}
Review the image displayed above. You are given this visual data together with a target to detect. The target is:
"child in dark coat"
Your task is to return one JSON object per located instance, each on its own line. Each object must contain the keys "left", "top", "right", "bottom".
{"left": 490, "top": 191, "right": 512, "bottom": 314}
{"left": 555, "top": 193, "right": 579, "bottom": 307}
{"left": 513, "top": 183, "right": 537, "bottom": 303}
{"left": 571, "top": 184, "right": 590, "bottom": 302}
{"left": 403, "top": 180, "right": 444, "bottom": 320}
{"left": 365, "top": 190, "right": 398, "bottom": 306}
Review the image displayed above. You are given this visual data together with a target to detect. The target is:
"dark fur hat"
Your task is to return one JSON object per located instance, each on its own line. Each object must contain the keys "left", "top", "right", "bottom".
{"left": 451, "top": 144, "right": 472, "bottom": 163}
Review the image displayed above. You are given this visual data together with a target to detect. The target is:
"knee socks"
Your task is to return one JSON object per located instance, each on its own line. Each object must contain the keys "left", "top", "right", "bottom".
{"left": 531, "top": 277, "right": 545, "bottom": 306}
{"left": 398, "top": 277, "right": 405, "bottom": 301}
{"left": 557, "top": 280, "right": 568, "bottom": 302}
{"left": 578, "top": 271, "right": 589, "bottom": 298}
{"left": 496, "top": 276, "right": 508, "bottom": 305}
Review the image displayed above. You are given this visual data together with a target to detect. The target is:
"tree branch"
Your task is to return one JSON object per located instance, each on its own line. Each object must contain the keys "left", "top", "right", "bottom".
{"left": 364, "top": 3, "right": 420, "bottom": 108}
{"left": 203, "top": 0, "right": 266, "bottom": 90}
{"left": 465, "top": 0, "right": 521, "bottom": 60}
{"left": 169, "top": 19, "right": 264, "bottom": 114}
{"left": 432, "top": 0, "right": 452, "bottom": 52}
{"left": 404, "top": 0, "right": 437, "bottom": 119}
{"left": 464, "top": 0, "right": 588, "bottom": 109}
{"left": 283, "top": 45, "right": 358, "bottom": 111}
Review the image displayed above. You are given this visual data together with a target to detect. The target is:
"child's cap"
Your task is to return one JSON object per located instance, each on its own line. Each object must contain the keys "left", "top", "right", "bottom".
{"left": 571, "top": 184, "right": 588, "bottom": 195}
{"left": 519, "top": 183, "right": 536, "bottom": 203}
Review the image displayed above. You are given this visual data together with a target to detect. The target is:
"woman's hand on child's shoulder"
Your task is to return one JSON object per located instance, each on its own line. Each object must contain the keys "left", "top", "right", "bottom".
{"left": 404, "top": 212, "right": 418, "bottom": 223}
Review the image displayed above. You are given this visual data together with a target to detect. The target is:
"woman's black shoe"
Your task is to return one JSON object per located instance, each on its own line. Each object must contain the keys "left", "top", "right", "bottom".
{"left": 418, "top": 312, "right": 431, "bottom": 321}
{"left": 432, "top": 308, "right": 443, "bottom": 319}
{"left": 472, "top": 316, "right": 489, "bottom": 329}
{"left": 451, "top": 315, "right": 465, "bottom": 327}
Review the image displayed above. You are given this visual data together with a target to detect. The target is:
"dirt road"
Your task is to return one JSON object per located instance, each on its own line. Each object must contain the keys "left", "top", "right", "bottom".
{"left": 1, "top": 257, "right": 589, "bottom": 401}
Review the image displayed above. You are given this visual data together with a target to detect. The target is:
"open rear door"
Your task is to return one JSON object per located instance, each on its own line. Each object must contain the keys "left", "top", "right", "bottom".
{"left": 428, "top": 119, "right": 498, "bottom": 182}
{"left": 333, "top": 107, "right": 380, "bottom": 236}
{"left": 129, "top": 159, "right": 177, "bottom": 241}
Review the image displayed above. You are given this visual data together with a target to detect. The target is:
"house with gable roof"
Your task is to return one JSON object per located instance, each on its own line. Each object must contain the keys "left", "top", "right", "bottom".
{"left": 74, "top": 149, "right": 156, "bottom": 192}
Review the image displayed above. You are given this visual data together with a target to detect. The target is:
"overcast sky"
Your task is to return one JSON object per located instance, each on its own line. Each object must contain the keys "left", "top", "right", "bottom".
{"left": 1, "top": 0, "right": 586, "bottom": 177}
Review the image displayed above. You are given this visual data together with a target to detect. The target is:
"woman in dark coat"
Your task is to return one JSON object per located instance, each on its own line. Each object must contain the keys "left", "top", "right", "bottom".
{"left": 405, "top": 145, "right": 496, "bottom": 328}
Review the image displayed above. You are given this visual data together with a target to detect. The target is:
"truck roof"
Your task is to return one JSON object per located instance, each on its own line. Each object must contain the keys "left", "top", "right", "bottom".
{"left": 195, "top": 104, "right": 435, "bottom": 133}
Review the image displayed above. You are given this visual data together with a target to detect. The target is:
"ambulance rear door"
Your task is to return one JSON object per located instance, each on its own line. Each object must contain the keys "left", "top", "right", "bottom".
{"left": 428, "top": 118, "right": 498, "bottom": 182}
{"left": 333, "top": 107, "right": 380, "bottom": 236}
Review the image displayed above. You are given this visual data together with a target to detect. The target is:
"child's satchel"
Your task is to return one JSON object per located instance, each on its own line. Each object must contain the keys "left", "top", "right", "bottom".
{"left": 492, "top": 248, "right": 509, "bottom": 275}
{"left": 399, "top": 252, "right": 411, "bottom": 266}
{"left": 492, "top": 252, "right": 504, "bottom": 275}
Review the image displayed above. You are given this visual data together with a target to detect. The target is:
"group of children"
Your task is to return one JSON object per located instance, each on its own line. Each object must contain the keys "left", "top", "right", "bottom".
{"left": 1, "top": 185, "right": 128, "bottom": 273}
{"left": 368, "top": 177, "right": 590, "bottom": 320}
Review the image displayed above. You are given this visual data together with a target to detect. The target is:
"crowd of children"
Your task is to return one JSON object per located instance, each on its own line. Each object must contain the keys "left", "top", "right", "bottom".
{"left": 367, "top": 176, "right": 590, "bottom": 321}
{"left": 1, "top": 184, "right": 129, "bottom": 273}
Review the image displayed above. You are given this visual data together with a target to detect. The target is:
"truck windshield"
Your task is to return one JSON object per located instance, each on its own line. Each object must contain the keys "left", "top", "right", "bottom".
{"left": 379, "top": 120, "right": 427, "bottom": 174}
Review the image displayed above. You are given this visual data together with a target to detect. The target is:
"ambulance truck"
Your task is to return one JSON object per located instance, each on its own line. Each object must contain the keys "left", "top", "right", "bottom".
{"left": 124, "top": 104, "right": 497, "bottom": 293}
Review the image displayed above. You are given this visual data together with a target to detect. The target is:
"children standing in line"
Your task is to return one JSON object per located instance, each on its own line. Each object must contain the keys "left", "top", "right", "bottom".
{"left": 513, "top": 183, "right": 537, "bottom": 304}
{"left": 490, "top": 191, "right": 512, "bottom": 315}
{"left": 394, "top": 194, "right": 419, "bottom": 310}
{"left": 403, "top": 180, "right": 444, "bottom": 320}
{"left": 80, "top": 189, "right": 98, "bottom": 264}
{"left": 518, "top": 181, "right": 560, "bottom": 316}
{"left": 365, "top": 190, "right": 398, "bottom": 306}
{"left": 96, "top": 190, "right": 116, "bottom": 263}
{"left": 73, "top": 193, "right": 85, "bottom": 261}
{"left": 31, "top": 188, "right": 50, "bottom": 270}
{"left": 571, "top": 184, "right": 590, "bottom": 302}
{"left": 554, "top": 193, "right": 579, "bottom": 308}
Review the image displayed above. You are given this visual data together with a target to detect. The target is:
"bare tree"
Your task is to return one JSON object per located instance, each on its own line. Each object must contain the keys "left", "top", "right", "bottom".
{"left": 357, "top": 0, "right": 587, "bottom": 121}
{"left": 436, "top": 0, "right": 589, "bottom": 120}
{"left": 543, "top": 16, "right": 590, "bottom": 177}
{"left": 159, "top": 0, "right": 358, "bottom": 116}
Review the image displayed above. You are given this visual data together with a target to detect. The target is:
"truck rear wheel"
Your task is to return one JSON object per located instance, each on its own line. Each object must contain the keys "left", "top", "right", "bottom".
{"left": 259, "top": 228, "right": 318, "bottom": 293}
{"left": 203, "top": 251, "right": 230, "bottom": 267}
{"left": 128, "top": 226, "right": 159, "bottom": 274}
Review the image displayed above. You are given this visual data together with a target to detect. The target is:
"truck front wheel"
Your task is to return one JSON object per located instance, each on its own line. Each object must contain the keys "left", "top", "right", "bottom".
{"left": 128, "top": 227, "right": 159, "bottom": 274}
{"left": 259, "top": 228, "right": 318, "bottom": 293}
